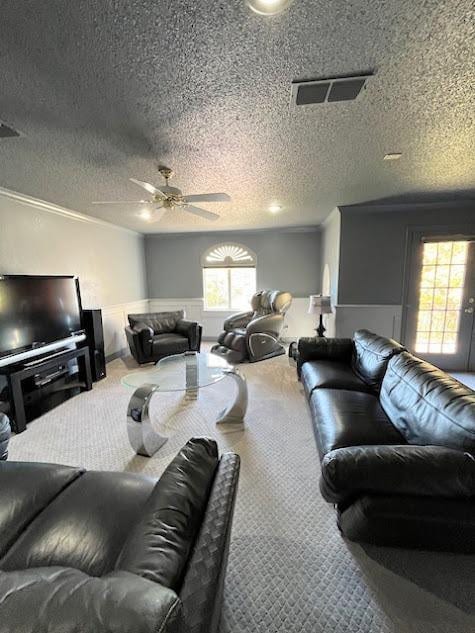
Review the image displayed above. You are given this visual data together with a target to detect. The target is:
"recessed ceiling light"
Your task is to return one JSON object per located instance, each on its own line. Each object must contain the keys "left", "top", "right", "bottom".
{"left": 247, "top": 0, "right": 294, "bottom": 16}
{"left": 383, "top": 153, "right": 402, "bottom": 161}
{"left": 140, "top": 208, "right": 152, "bottom": 220}
{"left": 269, "top": 203, "right": 282, "bottom": 213}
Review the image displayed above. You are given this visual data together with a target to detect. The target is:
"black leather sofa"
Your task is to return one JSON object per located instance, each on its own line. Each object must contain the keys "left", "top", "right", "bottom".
{"left": 298, "top": 329, "right": 475, "bottom": 552}
{"left": 0, "top": 437, "right": 240, "bottom": 633}
{"left": 126, "top": 310, "right": 202, "bottom": 364}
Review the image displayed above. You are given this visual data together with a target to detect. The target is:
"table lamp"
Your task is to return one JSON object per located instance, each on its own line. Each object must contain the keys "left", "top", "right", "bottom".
{"left": 308, "top": 295, "right": 332, "bottom": 337}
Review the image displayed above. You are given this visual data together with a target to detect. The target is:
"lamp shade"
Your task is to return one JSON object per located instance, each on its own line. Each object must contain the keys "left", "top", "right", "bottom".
{"left": 308, "top": 295, "right": 332, "bottom": 315}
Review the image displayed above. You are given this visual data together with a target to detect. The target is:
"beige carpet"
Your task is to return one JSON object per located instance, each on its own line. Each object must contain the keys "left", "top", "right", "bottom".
{"left": 8, "top": 349, "right": 475, "bottom": 633}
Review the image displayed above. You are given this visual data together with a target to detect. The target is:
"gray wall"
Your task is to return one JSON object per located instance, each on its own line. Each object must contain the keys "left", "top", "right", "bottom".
{"left": 145, "top": 229, "right": 321, "bottom": 298}
{"left": 338, "top": 202, "right": 475, "bottom": 305}
{"left": 0, "top": 196, "right": 147, "bottom": 307}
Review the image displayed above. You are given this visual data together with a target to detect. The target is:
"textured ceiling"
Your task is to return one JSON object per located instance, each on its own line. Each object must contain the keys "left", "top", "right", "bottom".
{"left": 0, "top": 0, "right": 474, "bottom": 233}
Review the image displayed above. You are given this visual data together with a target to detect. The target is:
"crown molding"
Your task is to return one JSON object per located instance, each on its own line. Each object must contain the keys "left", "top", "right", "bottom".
{"left": 0, "top": 186, "right": 141, "bottom": 236}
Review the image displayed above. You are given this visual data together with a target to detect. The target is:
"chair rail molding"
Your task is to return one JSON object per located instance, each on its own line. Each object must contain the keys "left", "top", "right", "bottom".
{"left": 149, "top": 297, "right": 316, "bottom": 341}
{"left": 99, "top": 300, "right": 404, "bottom": 363}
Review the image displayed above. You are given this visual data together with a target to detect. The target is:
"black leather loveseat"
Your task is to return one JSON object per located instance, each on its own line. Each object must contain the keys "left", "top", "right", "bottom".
{"left": 126, "top": 310, "right": 202, "bottom": 364}
{"left": 298, "top": 329, "right": 475, "bottom": 552}
{"left": 0, "top": 437, "right": 240, "bottom": 633}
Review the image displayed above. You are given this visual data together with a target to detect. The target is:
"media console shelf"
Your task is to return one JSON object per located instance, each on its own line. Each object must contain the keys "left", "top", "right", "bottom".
{"left": 1, "top": 346, "right": 92, "bottom": 433}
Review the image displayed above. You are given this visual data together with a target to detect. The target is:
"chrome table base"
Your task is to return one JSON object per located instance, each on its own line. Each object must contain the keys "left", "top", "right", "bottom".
{"left": 216, "top": 368, "right": 248, "bottom": 425}
{"left": 127, "top": 383, "right": 168, "bottom": 457}
{"left": 126, "top": 368, "right": 248, "bottom": 457}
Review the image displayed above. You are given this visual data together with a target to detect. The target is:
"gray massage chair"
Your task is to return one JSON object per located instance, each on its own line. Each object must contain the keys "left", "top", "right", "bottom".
{"left": 211, "top": 290, "right": 292, "bottom": 363}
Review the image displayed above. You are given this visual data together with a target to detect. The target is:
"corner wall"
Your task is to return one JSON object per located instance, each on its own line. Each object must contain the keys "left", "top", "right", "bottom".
{"left": 320, "top": 208, "right": 341, "bottom": 337}
{"left": 0, "top": 192, "right": 148, "bottom": 359}
{"left": 335, "top": 200, "right": 475, "bottom": 340}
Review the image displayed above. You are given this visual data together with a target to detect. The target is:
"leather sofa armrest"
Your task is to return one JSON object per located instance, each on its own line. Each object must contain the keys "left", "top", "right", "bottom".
{"left": 117, "top": 438, "right": 219, "bottom": 591}
{"left": 320, "top": 445, "right": 475, "bottom": 504}
{"left": 179, "top": 452, "right": 240, "bottom": 633}
{"left": 133, "top": 322, "right": 154, "bottom": 339}
{"left": 297, "top": 337, "right": 353, "bottom": 377}
{"left": 125, "top": 324, "right": 153, "bottom": 362}
{"left": 175, "top": 319, "right": 201, "bottom": 351}
{"left": 224, "top": 311, "right": 253, "bottom": 332}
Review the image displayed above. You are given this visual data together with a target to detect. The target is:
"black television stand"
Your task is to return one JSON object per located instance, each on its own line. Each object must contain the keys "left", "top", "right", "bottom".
{"left": 1, "top": 346, "right": 92, "bottom": 433}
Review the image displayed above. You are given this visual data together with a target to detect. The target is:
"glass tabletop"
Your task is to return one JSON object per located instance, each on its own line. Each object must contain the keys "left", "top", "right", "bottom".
{"left": 121, "top": 351, "right": 231, "bottom": 392}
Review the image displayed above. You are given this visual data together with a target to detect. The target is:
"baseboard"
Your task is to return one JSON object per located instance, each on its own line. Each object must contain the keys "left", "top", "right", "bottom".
{"left": 105, "top": 348, "right": 127, "bottom": 363}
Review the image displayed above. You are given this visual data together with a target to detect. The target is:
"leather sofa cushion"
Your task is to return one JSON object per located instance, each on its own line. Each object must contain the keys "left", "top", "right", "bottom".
{"left": 1, "top": 471, "right": 155, "bottom": 576}
{"left": 152, "top": 333, "right": 189, "bottom": 356}
{"left": 117, "top": 437, "right": 219, "bottom": 591}
{"left": 129, "top": 311, "right": 184, "bottom": 335}
{"left": 320, "top": 445, "right": 475, "bottom": 503}
{"left": 309, "top": 388, "right": 406, "bottom": 459}
{"left": 301, "top": 360, "right": 372, "bottom": 398}
{"left": 0, "top": 567, "right": 181, "bottom": 633}
{"left": 380, "top": 352, "right": 475, "bottom": 451}
{"left": 338, "top": 494, "right": 475, "bottom": 553}
{"left": 351, "top": 329, "right": 405, "bottom": 391}
{"left": 0, "top": 462, "right": 84, "bottom": 559}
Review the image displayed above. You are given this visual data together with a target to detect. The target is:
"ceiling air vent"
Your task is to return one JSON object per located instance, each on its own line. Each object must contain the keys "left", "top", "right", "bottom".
{"left": 291, "top": 73, "right": 372, "bottom": 107}
{"left": 0, "top": 122, "right": 20, "bottom": 138}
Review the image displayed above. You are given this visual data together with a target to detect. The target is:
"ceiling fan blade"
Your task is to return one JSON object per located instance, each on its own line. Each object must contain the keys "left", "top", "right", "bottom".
{"left": 183, "top": 193, "right": 231, "bottom": 203}
{"left": 129, "top": 178, "right": 166, "bottom": 197}
{"left": 91, "top": 200, "right": 150, "bottom": 205}
{"left": 184, "top": 205, "right": 220, "bottom": 221}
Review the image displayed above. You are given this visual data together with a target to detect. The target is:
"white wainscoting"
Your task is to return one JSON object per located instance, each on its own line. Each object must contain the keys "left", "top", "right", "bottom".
{"left": 96, "top": 299, "right": 149, "bottom": 360}
{"left": 334, "top": 305, "right": 403, "bottom": 340}
{"left": 97, "top": 300, "right": 403, "bottom": 362}
{"left": 149, "top": 297, "right": 316, "bottom": 341}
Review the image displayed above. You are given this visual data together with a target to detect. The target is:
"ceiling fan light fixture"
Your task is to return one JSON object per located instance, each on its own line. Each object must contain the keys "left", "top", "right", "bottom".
{"left": 247, "top": 0, "right": 294, "bottom": 16}
{"left": 139, "top": 209, "right": 152, "bottom": 220}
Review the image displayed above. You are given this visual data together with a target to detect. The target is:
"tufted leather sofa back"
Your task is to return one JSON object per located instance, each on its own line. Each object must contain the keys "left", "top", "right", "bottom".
{"left": 380, "top": 352, "right": 475, "bottom": 452}
{"left": 351, "top": 329, "right": 405, "bottom": 392}
{"left": 128, "top": 311, "right": 184, "bottom": 335}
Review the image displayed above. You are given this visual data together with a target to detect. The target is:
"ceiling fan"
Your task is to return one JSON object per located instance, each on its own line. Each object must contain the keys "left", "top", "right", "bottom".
{"left": 92, "top": 166, "right": 230, "bottom": 222}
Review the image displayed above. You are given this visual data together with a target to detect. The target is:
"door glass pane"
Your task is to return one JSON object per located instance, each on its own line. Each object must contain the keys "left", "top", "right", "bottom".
{"left": 203, "top": 268, "right": 229, "bottom": 310}
{"left": 230, "top": 268, "right": 256, "bottom": 310}
{"left": 414, "top": 241, "right": 468, "bottom": 354}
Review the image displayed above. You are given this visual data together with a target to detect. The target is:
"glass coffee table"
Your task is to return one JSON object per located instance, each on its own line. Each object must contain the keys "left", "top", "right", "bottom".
{"left": 122, "top": 351, "right": 248, "bottom": 457}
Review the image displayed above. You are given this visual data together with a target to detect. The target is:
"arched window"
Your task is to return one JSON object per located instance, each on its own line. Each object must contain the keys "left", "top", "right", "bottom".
{"left": 202, "top": 243, "right": 257, "bottom": 311}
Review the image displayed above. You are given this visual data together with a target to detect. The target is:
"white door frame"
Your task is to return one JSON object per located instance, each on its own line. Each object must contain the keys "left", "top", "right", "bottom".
{"left": 401, "top": 224, "right": 475, "bottom": 370}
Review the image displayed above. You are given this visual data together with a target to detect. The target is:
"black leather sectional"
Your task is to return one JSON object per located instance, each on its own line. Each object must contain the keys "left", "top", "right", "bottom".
{"left": 0, "top": 437, "right": 240, "bottom": 633}
{"left": 125, "top": 310, "right": 202, "bottom": 364}
{"left": 298, "top": 329, "right": 475, "bottom": 552}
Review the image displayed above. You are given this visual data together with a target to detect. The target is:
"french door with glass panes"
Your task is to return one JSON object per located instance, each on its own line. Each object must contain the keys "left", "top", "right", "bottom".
{"left": 404, "top": 235, "right": 475, "bottom": 371}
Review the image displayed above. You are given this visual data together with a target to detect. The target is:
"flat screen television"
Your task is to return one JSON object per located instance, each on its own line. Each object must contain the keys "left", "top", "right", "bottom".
{"left": 0, "top": 275, "right": 84, "bottom": 365}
